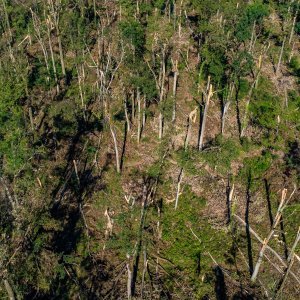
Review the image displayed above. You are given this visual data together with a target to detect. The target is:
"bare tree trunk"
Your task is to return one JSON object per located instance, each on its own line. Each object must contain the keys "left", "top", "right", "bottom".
{"left": 289, "top": 3, "right": 299, "bottom": 45}
{"left": 158, "top": 48, "right": 166, "bottom": 139}
{"left": 234, "top": 214, "right": 300, "bottom": 285}
{"left": 48, "top": 0, "right": 65, "bottom": 77}
{"left": 241, "top": 55, "right": 263, "bottom": 137}
{"left": 1, "top": 0, "right": 15, "bottom": 63}
{"left": 251, "top": 188, "right": 295, "bottom": 282}
{"left": 175, "top": 168, "right": 184, "bottom": 210}
{"left": 127, "top": 259, "right": 132, "bottom": 300}
{"left": 124, "top": 97, "right": 131, "bottom": 132}
{"left": 57, "top": 26, "right": 66, "bottom": 76}
{"left": 131, "top": 92, "right": 135, "bottom": 121}
{"left": 198, "top": 81, "right": 213, "bottom": 151}
{"left": 141, "top": 249, "right": 147, "bottom": 298}
{"left": 30, "top": 8, "right": 50, "bottom": 81}
{"left": 46, "top": 16, "right": 59, "bottom": 94}
{"left": 249, "top": 21, "right": 256, "bottom": 53}
{"left": 276, "top": 36, "right": 286, "bottom": 76}
{"left": 110, "top": 123, "right": 120, "bottom": 173}
{"left": 221, "top": 83, "right": 233, "bottom": 135}
{"left": 184, "top": 107, "right": 197, "bottom": 149}
{"left": 275, "top": 227, "right": 300, "bottom": 298}
{"left": 3, "top": 280, "right": 15, "bottom": 300}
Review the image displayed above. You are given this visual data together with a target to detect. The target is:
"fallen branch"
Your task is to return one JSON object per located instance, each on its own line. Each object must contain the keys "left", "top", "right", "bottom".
{"left": 233, "top": 214, "right": 300, "bottom": 285}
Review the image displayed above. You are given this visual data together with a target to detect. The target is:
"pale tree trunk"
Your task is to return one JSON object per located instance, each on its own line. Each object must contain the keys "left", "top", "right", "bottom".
{"left": 158, "top": 48, "right": 166, "bottom": 139}
{"left": 75, "top": 63, "right": 85, "bottom": 109}
{"left": 251, "top": 188, "right": 295, "bottom": 282}
{"left": 221, "top": 83, "right": 234, "bottom": 135}
{"left": 127, "top": 259, "right": 132, "bottom": 300}
{"left": 275, "top": 227, "right": 300, "bottom": 298}
{"left": 288, "top": 41, "right": 295, "bottom": 63}
{"left": 184, "top": 107, "right": 198, "bottom": 149}
{"left": 4, "top": 280, "right": 15, "bottom": 300}
{"left": 141, "top": 249, "right": 147, "bottom": 298}
{"left": 1, "top": 0, "right": 15, "bottom": 63}
{"left": 175, "top": 168, "right": 184, "bottom": 210}
{"left": 30, "top": 8, "right": 50, "bottom": 81}
{"left": 124, "top": 97, "right": 131, "bottom": 132}
{"left": 172, "top": 59, "right": 179, "bottom": 123}
{"left": 234, "top": 214, "right": 300, "bottom": 285}
{"left": 276, "top": 36, "right": 286, "bottom": 76}
{"left": 249, "top": 21, "right": 256, "bottom": 53}
{"left": 131, "top": 92, "right": 135, "bottom": 121}
{"left": 46, "top": 16, "right": 59, "bottom": 94}
{"left": 48, "top": 0, "right": 66, "bottom": 77}
{"left": 198, "top": 80, "right": 213, "bottom": 151}
{"left": 110, "top": 123, "right": 120, "bottom": 173}
{"left": 241, "top": 55, "right": 263, "bottom": 137}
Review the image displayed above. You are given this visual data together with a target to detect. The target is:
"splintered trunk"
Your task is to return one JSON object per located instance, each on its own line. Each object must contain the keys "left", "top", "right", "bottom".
{"left": 198, "top": 80, "right": 213, "bottom": 151}
{"left": 221, "top": 84, "right": 234, "bottom": 135}
{"left": 276, "top": 36, "right": 286, "bottom": 76}
{"left": 110, "top": 123, "right": 120, "bottom": 173}
{"left": 124, "top": 97, "right": 131, "bottom": 132}
{"left": 184, "top": 107, "right": 197, "bottom": 149}
{"left": 175, "top": 168, "right": 184, "bottom": 210}
{"left": 251, "top": 189, "right": 294, "bottom": 282}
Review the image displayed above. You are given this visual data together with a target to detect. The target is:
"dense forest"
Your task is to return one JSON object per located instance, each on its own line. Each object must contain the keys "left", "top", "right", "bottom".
{"left": 0, "top": 0, "right": 300, "bottom": 299}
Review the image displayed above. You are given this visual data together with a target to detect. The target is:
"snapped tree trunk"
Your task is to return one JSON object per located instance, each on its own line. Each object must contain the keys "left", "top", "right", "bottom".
{"left": 198, "top": 81, "right": 213, "bottom": 151}
{"left": 276, "top": 36, "right": 286, "bottom": 76}
{"left": 124, "top": 97, "right": 131, "bottom": 132}
{"left": 175, "top": 168, "right": 184, "bottom": 210}
{"left": 110, "top": 123, "right": 120, "bottom": 173}
{"left": 251, "top": 188, "right": 295, "bottom": 282}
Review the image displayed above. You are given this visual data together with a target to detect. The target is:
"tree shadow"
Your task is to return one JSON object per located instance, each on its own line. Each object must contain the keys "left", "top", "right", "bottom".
{"left": 235, "top": 82, "right": 242, "bottom": 138}
{"left": 264, "top": 179, "right": 274, "bottom": 228}
{"left": 120, "top": 121, "right": 127, "bottom": 172}
{"left": 214, "top": 266, "right": 227, "bottom": 300}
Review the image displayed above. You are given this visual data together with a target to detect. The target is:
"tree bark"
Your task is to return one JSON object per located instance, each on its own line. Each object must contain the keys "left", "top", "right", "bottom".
{"left": 276, "top": 36, "right": 286, "bottom": 76}
{"left": 198, "top": 82, "right": 213, "bottom": 151}
{"left": 110, "top": 123, "right": 120, "bottom": 173}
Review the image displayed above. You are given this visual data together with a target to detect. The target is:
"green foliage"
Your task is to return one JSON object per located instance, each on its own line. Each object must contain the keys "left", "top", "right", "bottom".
{"left": 289, "top": 56, "right": 300, "bottom": 77}
{"left": 120, "top": 20, "right": 145, "bottom": 53}
{"left": 0, "top": 61, "right": 32, "bottom": 175}
{"left": 250, "top": 81, "right": 281, "bottom": 130}
{"left": 239, "top": 150, "right": 273, "bottom": 183}
{"left": 235, "top": 1, "right": 269, "bottom": 42}
{"left": 161, "top": 186, "right": 230, "bottom": 297}
{"left": 201, "top": 136, "right": 242, "bottom": 174}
